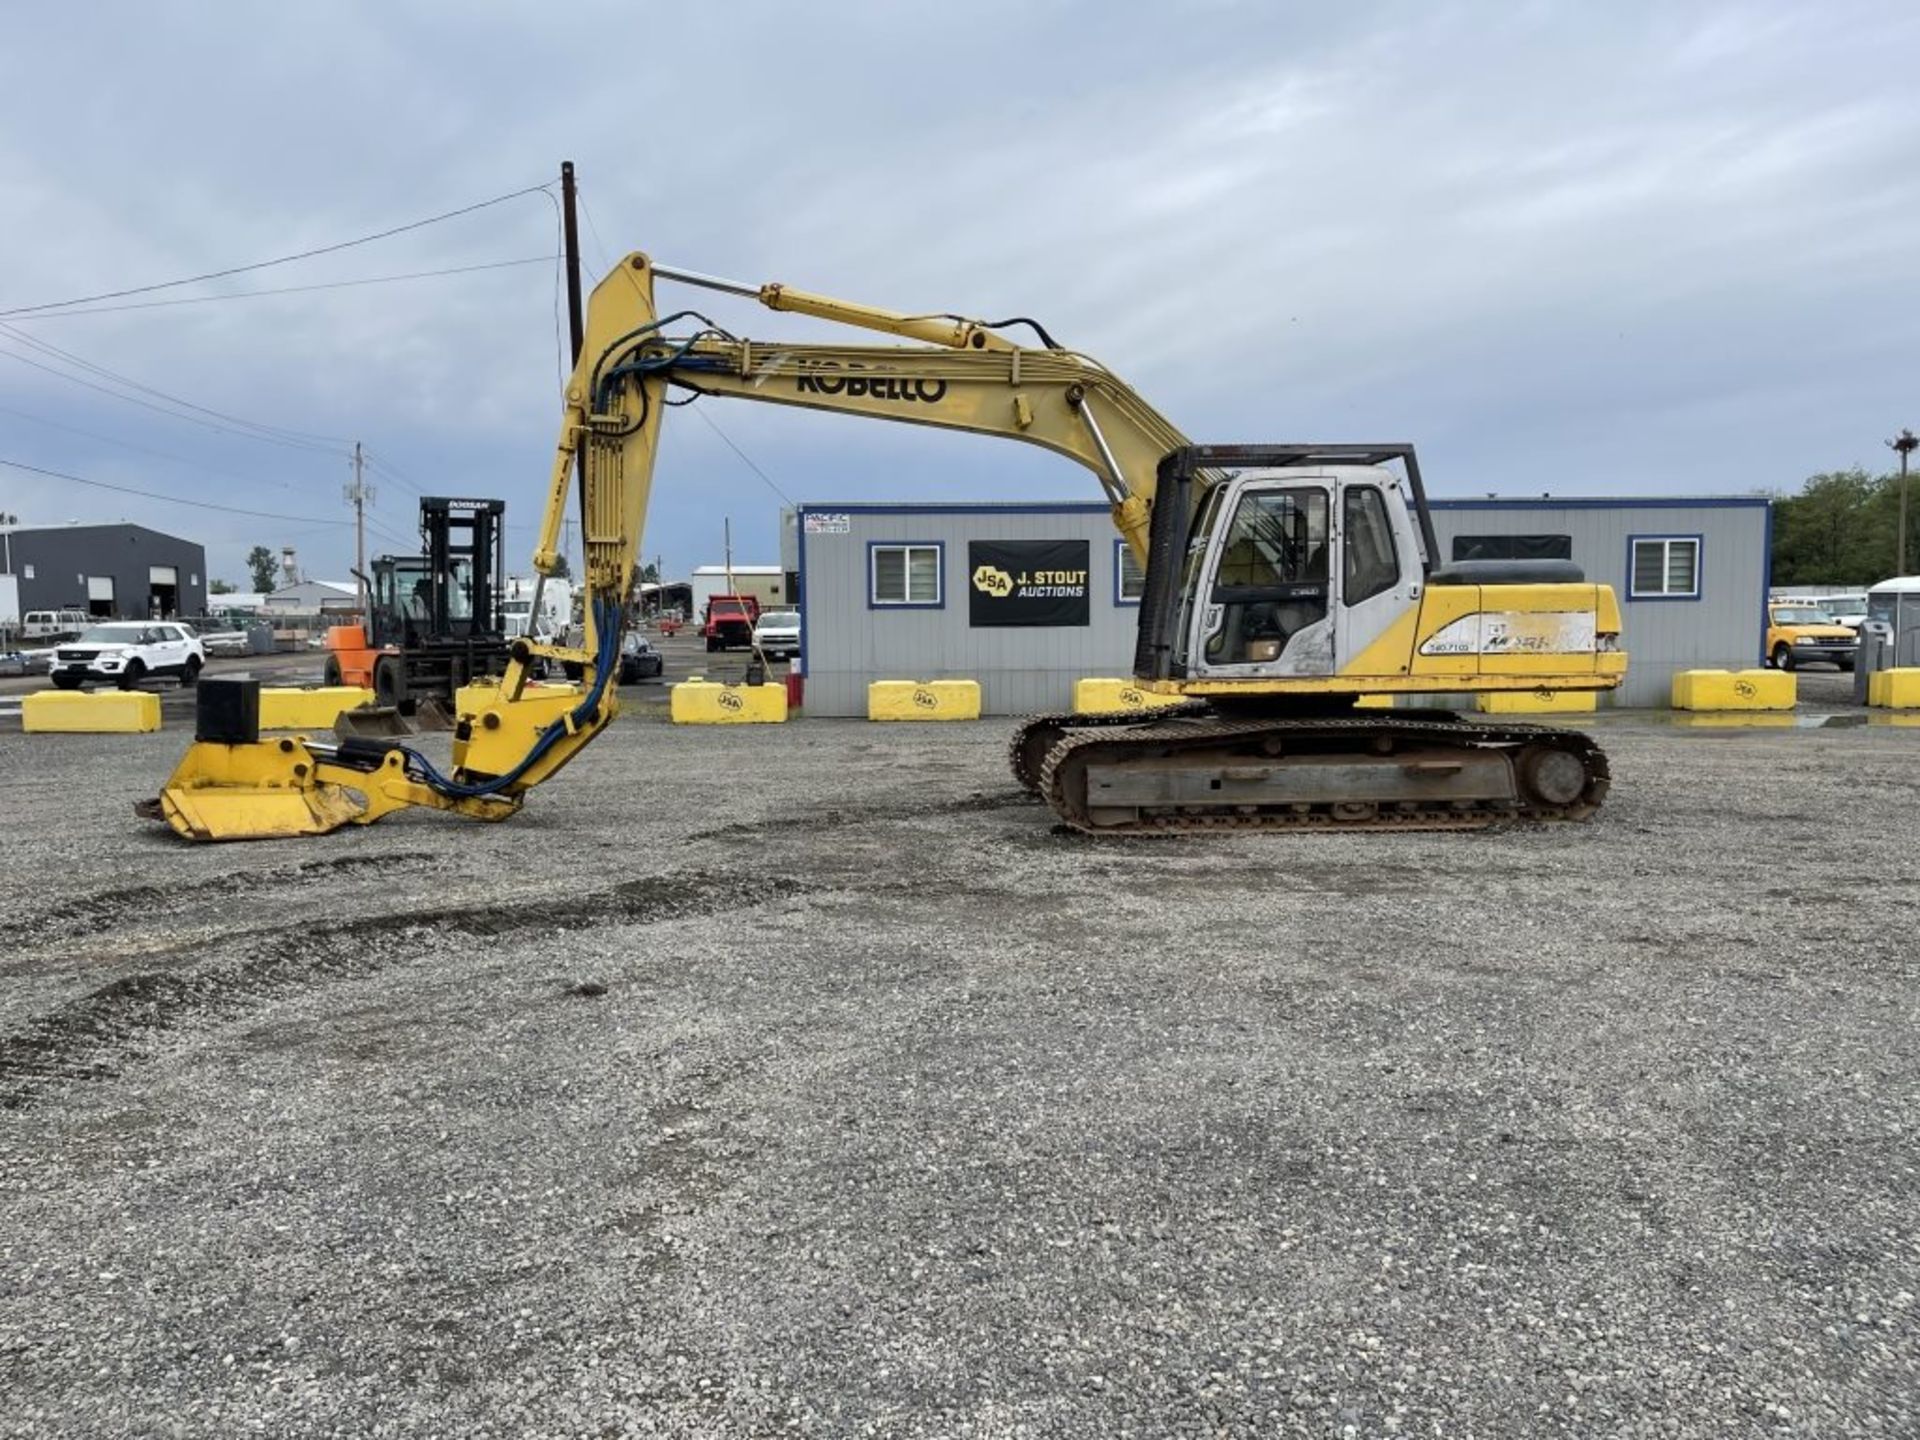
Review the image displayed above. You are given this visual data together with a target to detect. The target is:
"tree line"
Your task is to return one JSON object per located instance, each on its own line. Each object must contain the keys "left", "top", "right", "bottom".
{"left": 1771, "top": 466, "right": 1920, "bottom": 585}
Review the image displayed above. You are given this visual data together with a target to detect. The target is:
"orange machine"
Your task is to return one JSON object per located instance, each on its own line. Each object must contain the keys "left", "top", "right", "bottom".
{"left": 322, "top": 497, "right": 510, "bottom": 710}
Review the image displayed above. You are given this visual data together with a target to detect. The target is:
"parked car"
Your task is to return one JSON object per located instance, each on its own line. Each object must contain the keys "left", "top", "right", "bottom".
{"left": 1765, "top": 603, "right": 1857, "bottom": 672}
{"left": 0, "top": 651, "right": 25, "bottom": 678}
{"left": 618, "top": 631, "right": 664, "bottom": 685}
{"left": 49, "top": 621, "right": 206, "bottom": 690}
{"left": 751, "top": 609, "right": 801, "bottom": 660}
{"left": 184, "top": 620, "right": 252, "bottom": 657}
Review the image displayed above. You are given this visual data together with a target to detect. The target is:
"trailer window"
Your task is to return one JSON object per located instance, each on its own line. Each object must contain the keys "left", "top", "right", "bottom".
{"left": 1629, "top": 536, "right": 1701, "bottom": 599}
{"left": 871, "top": 544, "right": 942, "bottom": 607}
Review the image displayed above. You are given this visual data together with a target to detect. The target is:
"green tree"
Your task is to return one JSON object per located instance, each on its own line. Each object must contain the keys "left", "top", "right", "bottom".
{"left": 549, "top": 552, "right": 571, "bottom": 580}
{"left": 1771, "top": 468, "right": 1878, "bottom": 584}
{"left": 209, "top": 578, "right": 235, "bottom": 595}
{"left": 1769, "top": 466, "right": 1920, "bottom": 585}
{"left": 246, "top": 545, "right": 278, "bottom": 593}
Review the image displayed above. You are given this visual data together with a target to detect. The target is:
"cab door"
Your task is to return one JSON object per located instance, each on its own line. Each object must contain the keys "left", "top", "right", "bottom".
{"left": 1331, "top": 479, "right": 1423, "bottom": 677}
{"left": 1185, "top": 479, "right": 1336, "bottom": 677}
{"left": 147, "top": 625, "right": 186, "bottom": 674}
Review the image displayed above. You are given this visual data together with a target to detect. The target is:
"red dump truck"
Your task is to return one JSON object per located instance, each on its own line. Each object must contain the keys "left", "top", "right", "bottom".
{"left": 702, "top": 594, "right": 760, "bottom": 652}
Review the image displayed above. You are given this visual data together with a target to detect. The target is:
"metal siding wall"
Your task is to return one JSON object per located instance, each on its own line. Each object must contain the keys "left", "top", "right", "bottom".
{"left": 799, "top": 499, "right": 1768, "bottom": 715}
{"left": 1429, "top": 502, "right": 1768, "bottom": 706}
{"left": 11, "top": 526, "right": 208, "bottom": 619}
{"left": 800, "top": 506, "right": 1136, "bottom": 716}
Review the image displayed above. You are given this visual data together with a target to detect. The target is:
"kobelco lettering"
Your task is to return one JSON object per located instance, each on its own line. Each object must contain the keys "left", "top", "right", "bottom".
{"left": 796, "top": 368, "right": 948, "bottom": 404}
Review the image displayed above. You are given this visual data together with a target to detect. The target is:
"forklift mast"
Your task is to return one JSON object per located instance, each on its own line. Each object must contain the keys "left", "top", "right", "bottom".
{"left": 343, "top": 496, "right": 515, "bottom": 716}
{"left": 420, "top": 497, "right": 507, "bottom": 641}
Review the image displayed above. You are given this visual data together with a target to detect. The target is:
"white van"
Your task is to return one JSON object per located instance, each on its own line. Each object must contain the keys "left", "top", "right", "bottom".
{"left": 1819, "top": 592, "right": 1870, "bottom": 629}
{"left": 21, "top": 609, "right": 89, "bottom": 642}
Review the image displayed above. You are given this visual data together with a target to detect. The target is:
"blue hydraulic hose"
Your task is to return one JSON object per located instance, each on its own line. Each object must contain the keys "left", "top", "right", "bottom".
{"left": 400, "top": 599, "right": 622, "bottom": 799}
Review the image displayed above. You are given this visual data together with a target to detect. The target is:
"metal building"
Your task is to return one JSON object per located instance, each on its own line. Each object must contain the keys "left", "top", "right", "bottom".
{"left": 4, "top": 522, "right": 208, "bottom": 620}
{"left": 690, "top": 565, "right": 790, "bottom": 617}
{"left": 787, "top": 495, "right": 1770, "bottom": 715}
{"left": 791, "top": 503, "right": 1134, "bottom": 717}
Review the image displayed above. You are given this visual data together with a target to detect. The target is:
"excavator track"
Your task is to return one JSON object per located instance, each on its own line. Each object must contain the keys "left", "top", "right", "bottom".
{"left": 1033, "top": 711, "right": 1610, "bottom": 835}
{"left": 1007, "top": 704, "right": 1210, "bottom": 794}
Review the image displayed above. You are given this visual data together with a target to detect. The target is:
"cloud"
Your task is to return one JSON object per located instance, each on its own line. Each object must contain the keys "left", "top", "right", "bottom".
{"left": 0, "top": 0, "right": 1914, "bottom": 585}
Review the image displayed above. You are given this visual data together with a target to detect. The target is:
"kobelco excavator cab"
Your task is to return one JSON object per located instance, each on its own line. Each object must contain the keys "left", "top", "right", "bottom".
{"left": 1132, "top": 445, "right": 1441, "bottom": 686}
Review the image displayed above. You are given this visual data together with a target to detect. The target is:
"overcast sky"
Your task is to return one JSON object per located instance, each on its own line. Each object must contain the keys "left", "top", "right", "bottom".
{"left": 1, "top": 2, "right": 1914, "bottom": 587}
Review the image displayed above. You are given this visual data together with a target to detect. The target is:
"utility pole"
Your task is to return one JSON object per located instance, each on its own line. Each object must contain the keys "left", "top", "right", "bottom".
{"left": 1, "top": 511, "right": 15, "bottom": 648}
{"left": 344, "top": 442, "right": 374, "bottom": 615}
{"left": 1891, "top": 429, "right": 1917, "bottom": 578}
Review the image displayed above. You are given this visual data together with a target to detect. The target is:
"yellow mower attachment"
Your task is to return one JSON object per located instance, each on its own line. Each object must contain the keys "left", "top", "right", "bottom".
{"left": 139, "top": 679, "right": 521, "bottom": 842}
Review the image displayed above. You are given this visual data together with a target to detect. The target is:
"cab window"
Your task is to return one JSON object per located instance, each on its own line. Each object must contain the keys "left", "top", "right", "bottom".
{"left": 1205, "top": 487, "right": 1329, "bottom": 666}
{"left": 1342, "top": 485, "right": 1398, "bottom": 605}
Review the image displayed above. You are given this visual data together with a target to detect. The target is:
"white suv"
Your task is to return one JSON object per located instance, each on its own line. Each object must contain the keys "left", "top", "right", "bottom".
{"left": 50, "top": 622, "right": 205, "bottom": 691}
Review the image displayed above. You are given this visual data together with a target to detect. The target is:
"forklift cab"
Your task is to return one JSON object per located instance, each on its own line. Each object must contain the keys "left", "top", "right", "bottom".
{"left": 333, "top": 496, "right": 512, "bottom": 708}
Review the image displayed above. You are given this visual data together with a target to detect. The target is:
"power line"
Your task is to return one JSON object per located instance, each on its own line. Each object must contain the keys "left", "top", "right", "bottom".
{"left": 364, "top": 518, "right": 416, "bottom": 550}
{"left": 0, "top": 343, "right": 347, "bottom": 456}
{"left": 577, "top": 193, "right": 614, "bottom": 275}
{"left": 545, "top": 187, "right": 568, "bottom": 387}
{"left": 692, "top": 406, "right": 794, "bottom": 506}
{"left": 0, "top": 456, "right": 354, "bottom": 525}
{"left": 359, "top": 451, "right": 425, "bottom": 500}
{"left": 577, "top": 191, "right": 793, "bottom": 508}
{"left": 0, "top": 181, "right": 552, "bottom": 318}
{"left": 0, "top": 320, "right": 349, "bottom": 449}
{"left": 1, "top": 255, "right": 555, "bottom": 321}
{"left": 0, "top": 399, "right": 315, "bottom": 494}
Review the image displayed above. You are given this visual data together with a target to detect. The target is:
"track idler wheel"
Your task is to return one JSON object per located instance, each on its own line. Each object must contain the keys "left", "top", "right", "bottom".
{"left": 1515, "top": 743, "right": 1589, "bottom": 808}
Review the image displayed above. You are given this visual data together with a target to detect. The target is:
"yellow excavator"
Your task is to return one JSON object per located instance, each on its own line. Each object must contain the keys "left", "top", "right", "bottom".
{"left": 144, "top": 250, "right": 1624, "bottom": 842}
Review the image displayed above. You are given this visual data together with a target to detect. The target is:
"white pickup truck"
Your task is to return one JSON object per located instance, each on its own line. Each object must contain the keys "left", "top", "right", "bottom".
{"left": 50, "top": 621, "right": 206, "bottom": 690}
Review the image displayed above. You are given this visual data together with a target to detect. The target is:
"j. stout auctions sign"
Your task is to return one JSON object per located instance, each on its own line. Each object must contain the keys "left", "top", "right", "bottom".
{"left": 968, "top": 540, "right": 1091, "bottom": 627}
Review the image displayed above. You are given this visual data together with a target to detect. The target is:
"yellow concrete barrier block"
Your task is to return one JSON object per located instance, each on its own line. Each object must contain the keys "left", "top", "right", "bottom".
{"left": 1868, "top": 668, "right": 1920, "bottom": 708}
{"left": 22, "top": 689, "right": 162, "bottom": 733}
{"left": 258, "top": 686, "right": 376, "bottom": 730}
{"left": 868, "top": 679, "right": 982, "bottom": 721}
{"left": 1475, "top": 688, "right": 1598, "bottom": 714}
{"left": 1671, "top": 668, "right": 1794, "bottom": 711}
{"left": 1072, "top": 677, "right": 1189, "bottom": 716}
{"left": 671, "top": 678, "right": 788, "bottom": 724}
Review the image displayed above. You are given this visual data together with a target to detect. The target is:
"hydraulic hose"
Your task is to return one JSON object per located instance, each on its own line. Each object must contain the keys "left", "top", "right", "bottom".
{"left": 400, "top": 598, "right": 622, "bottom": 799}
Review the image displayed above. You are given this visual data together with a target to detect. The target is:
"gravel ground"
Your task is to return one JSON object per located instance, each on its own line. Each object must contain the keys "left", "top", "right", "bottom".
{"left": 1, "top": 703, "right": 1917, "bottom": 1437}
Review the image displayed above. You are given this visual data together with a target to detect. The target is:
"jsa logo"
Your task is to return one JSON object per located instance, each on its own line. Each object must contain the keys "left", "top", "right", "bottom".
{"left": 972, "top": 565, "right": 1014, "bottom": 597}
